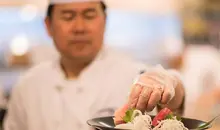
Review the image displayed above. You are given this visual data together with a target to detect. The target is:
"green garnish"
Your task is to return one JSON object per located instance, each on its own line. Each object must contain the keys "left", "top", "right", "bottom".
{"left": 176, "top": 115, "right": 182, "bottom": 121}
{"left": 165, "top": 113, "right": 182, "bottom": 121}
{"left": 122, "top": 108, "right": 136, "bottom": 123}
{"left": 165, "top": 113, "right": 174, "bottom": 120}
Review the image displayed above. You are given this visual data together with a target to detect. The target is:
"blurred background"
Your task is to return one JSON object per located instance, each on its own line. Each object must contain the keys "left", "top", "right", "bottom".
{"left": 0, "top": 0, "right": 184, "bottom": 93}
{"left": 0, "top": 0, "right": 220, "bottom": 129}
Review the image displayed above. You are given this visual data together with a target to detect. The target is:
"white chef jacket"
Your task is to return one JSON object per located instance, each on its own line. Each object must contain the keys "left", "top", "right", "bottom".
{"left": 4, "top": 46, "right": 153, "bottom": 130}
{"left": 29, "top": 45, "right": 59, "bottom": 66}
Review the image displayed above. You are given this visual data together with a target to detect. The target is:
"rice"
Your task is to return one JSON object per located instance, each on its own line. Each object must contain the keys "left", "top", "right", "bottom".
{"left": 115, "top": 110, "right": 188, "bottom": 130}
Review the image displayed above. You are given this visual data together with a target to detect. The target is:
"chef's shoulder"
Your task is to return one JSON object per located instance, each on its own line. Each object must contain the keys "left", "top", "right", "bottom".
{"left": 14, "top": 61, "right": 55, "bottom": 89}
{"left": 8, "top": 61, "right": 54, "bottom": 102}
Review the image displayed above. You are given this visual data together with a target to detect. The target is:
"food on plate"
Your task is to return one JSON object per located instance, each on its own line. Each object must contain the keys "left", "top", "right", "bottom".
{"left": 114, "top": 107, "right": 188, "bottom": 130}
{"left": 152, "top": 107, "right": 172, "bottom": 126}
{"left": 114, "top": 104, "right": 129, "bottom": 125}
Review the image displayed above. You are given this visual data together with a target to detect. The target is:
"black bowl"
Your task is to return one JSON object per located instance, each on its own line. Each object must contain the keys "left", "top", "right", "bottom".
{"left": 87, "top": 116, "right": 211, "bottom": 130}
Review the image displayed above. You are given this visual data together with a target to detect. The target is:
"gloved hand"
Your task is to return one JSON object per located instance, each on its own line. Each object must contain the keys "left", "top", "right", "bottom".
{"left": 114, "top": 65, "right": 182, "bottom": 125}
{"left": 128, "top": 65, "right": 177, "bottom": 112}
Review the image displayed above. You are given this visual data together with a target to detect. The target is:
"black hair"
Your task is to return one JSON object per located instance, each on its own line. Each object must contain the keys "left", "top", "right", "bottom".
{"left": 46, "top": 1, "right": 107, "bottom": 18}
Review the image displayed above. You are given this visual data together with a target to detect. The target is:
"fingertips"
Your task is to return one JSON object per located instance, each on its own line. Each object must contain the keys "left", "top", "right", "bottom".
{"left": 136, "top": 87, "right": 153, "bottom": 112}
{"left": 146, "top": 90, "right": 161, "bottom": 111}
{"left": 128, "top": 85, "right": 143, "bottom": 108}
{"left": 161, "top": 88, "right": 173, "bottom": 104}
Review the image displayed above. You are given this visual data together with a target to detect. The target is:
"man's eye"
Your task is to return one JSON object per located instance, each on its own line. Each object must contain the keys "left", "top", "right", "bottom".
{"left": 60, "top": 11, "right": 76, "bottom": 21}
{"left": 83, "top": 9, "right": 97, "bottom": 20}
{"left": 61, "top": 16, "right": 74, "bottom": 21}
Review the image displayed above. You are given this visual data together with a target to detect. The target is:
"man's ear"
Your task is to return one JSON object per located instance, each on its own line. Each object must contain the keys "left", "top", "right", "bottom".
{"left": 44, "top": 17, "right": 52, "bottom": 37}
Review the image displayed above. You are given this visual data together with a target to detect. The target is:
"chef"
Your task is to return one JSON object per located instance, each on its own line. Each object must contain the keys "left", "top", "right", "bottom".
{"left": 4, "top": 0, "right": 185, "bottom": 130}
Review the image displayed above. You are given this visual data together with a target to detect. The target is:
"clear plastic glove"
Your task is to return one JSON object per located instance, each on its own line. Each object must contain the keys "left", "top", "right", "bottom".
{"left": 128, "top": 65, "right": 177, "bottom": 112}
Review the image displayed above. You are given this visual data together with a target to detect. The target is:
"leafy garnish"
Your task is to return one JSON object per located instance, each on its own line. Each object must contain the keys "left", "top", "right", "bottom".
{"left": 165, "top": 113, "right": 182, "bottom": 121}
{"left": 176, "top": 115, "right": 182, "bottom": 121}
{"left": 165, "top": 113, "right": 174, "bottom": 120}
{"left": 122, "top": 108, "right": 136, "bottom": 123}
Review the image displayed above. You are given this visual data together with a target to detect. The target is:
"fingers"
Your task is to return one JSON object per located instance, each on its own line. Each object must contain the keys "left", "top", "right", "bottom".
{"left": 147, "top": 89, "right": 162, "bottom": 111}
{"left": 128, "top": 65, "right": 177, "bottom": 112}
{"left": 128, "top": 84, "right": 143, "bottom": 108}
{"left": 129, "top": 74, "right": 165, "bottom": 111}
{"left": 161, "top": 86, "right": 175, "bottom": 104}
{"left": 136, "top": 86, "right": 153, "bottom": 112}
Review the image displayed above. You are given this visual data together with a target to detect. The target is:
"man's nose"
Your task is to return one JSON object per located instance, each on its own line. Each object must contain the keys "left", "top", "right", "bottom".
{"left": 73, "top": 17, "right": 86, "bottom": 35}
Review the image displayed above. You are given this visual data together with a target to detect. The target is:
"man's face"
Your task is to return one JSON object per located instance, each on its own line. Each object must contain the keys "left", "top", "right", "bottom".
{"left": 45, "top": 2, "right": 105, "bottom": 61}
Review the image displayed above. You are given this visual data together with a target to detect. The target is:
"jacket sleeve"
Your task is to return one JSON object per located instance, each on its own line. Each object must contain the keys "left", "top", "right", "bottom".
{"left": 4, "top": 81, "right": 27, "bottom": 130}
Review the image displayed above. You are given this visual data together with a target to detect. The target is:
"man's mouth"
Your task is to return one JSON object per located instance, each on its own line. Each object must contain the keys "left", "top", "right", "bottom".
{"left": 69, "top": 39, "right": 91, "bottom": 44}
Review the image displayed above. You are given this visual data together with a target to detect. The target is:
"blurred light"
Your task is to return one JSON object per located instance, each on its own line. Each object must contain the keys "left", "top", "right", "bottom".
{"left": 20, "top": 4, "right": 38, "bottom": 22}
{"left": 10, "top": 34, "right": 30, "bottom": 56}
